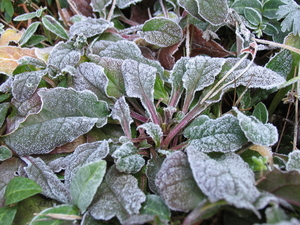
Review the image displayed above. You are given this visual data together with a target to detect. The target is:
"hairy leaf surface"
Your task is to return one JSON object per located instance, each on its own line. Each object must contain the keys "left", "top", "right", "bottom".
{"left": 196, "top": 0, "right": 229, "bottom": 25}
{"left": 89, "top": 166, "right": 146, "bottom": 222}
{"left": 286, "top": 150, "right": 300, "bottom": 172}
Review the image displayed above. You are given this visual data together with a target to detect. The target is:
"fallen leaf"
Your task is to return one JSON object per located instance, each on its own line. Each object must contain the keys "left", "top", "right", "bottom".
{"left": 49, "top": 135, "right": 86, "bottom": 154}
{"left": 157, "top": 41, "right": 183, "bottom": 70}
{"left": 0, "top": 29, "right": 23, "bottom": 46}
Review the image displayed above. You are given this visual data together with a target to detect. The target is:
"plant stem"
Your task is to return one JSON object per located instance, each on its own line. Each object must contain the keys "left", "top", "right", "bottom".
{"left": 107, "top": 0, "right": 117, "bottom": 21}
{"left": 253, "top": 38, "right": 300, "bottom": 55}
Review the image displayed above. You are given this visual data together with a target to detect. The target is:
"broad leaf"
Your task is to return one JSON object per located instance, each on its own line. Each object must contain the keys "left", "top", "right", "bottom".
{"left": 234, "top": 107, "right": 278, "bottom": 146}
{"left": 155, "top": 151, "right": 205, "bottom": 212}
{"left": 2, "top": 88, "right": 109, "bottom": 155}
{"left": 231, "top": 0, "right": 262, "bottom": 14}
{"left": 137, "top": 122, "right": 163, "bottom": 147}
{"left": 69, "top": 17, "right": 113, "bottom": 38}
{"left": 42, "top": 15, "right": 69, "bottom": 39}
{"left": 145, "top": 155, "right": 165, "bottom": 194}
{"left": 184, "top": 114, "right": 248, "bottom": 153}
{"left": 111, "top": 142, "right": 145, "bottom": 174}
{"left": 29, "top": 204, "right": 80, "bottom": 224}
{"left": 12, "top": 70, "right": 47, "bottom": 102}
{"left": 252, "top": 102, "right": 268, "bottom": 123}
{"left": 286, "top": 150, "right": 300, "bottom": 172}
{"left": 89, "top": 166, "right": 146, "bottom": 222}
{"left": 116, "top": 0, "right": 143, "bottom": 9}
{"left": 0, "top": 205, "right": 17, "bottom": 225}
{"left": 19, "top": 22, "right": 41, "bottom": 46}
{"left": 0, "top": 146, "right": 12, "bottom": 161}
{"left": 23, "top": 156, "right": 70, "bottom": 203}
{"left": 90, "top": 0, "right": 112, "bottom": 17}
{"left": 196, "top": 0, "right": 229, "bottom": 25}
{"left": 139, "top": 18, "right": 182, "bottom": 47}
{"left": 263, "top": 0, "right": 284, "bottom": 19}
{"left": 70, "top": 160, "right": 106, "bottom": 213}
{"left": 0, "top": 102, "right": 10, "bottom": 128}
{"left": 244, "top": 7, "right": 262, "bottom": 26}
{"left": 4, "top": 177, "right": 42, "bottom": 205}
{"left": 266, "top": 49, "right": 292, "bottom": 78}
{"left": 187, "top": 146, "right": 260, "bottom": 212}
{"left": 0, "top": 28, "right": 23, "bottom": 46}
{"left": 178, "top": 0, "right": 201, "bottom": 19}
{"left": 111, "top": 97, "right": 133, "bottom": 139}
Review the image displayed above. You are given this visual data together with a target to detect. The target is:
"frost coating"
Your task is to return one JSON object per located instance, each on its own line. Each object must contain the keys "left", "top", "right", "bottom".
{"left": 23, "top": 156, "right": 70, "bottom": 203}
{"left": 137, "top": 122, "right": 163, "bottom": 147}
{"left": 116, "top": 0, "right": 143, "bottom": 9}
{"left": 286, "top": 150, "right": 300, "bottom": 172}
{"left": 155, "top": 151, "right": 205, "bottom": 212}
{"left": 197, "top": 0, "right": 229, "bottom": 25}
{"left": 89, "top": 166, "right": 146, "bottom": 222}
{"left": 186, "top": 146, "right": 260, "bottom": 211}
{"left": 185, "top": 114, "right": 248, "bottom": 153}
{"left": 234, "top": 107, "right": 278, "bottom": 146}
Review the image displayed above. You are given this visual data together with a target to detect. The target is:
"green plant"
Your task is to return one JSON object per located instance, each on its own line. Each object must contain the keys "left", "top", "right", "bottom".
{"left": 0, "top": 0, "right": 300, "bottom": 224}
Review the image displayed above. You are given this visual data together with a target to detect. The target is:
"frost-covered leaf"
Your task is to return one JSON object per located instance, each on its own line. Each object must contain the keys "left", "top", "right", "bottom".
{"left": 18, "top": 56, "right": 46, "bottom": 68}
{"left": 0, "top": 146, "right": 12, "bottom": 161}
{"left": 231, "top": 0, "right": 262, "bottom": 14}
{"left": 111, "top": 142, "right": 145, "bottom": 173}
{"left": 0, "top": 76, "right": 13, "bottom": 92}
{"left": 187, "top": 146, "right": 260, "bottom": 211}
{"left": 266, "top": 49, "right": 292, "bottom": 78}
{"left": 111, "top": 97, "right": 133, "bottom": 139}
{"left": 4, "top": 177, "right": 42, "bottom": 205}
{"left": 138, "top": 18, "right": 182, "bottom": 47}
{"left": 244, "top": 7, "right": 262, "bottom": 26}
{"left": 2, "top": 88, "right": 109, "bottom": 155}
{"left": 12, "top": 70, "right": 47, "bottom": 102}
{"left": 263, "top": 0, "right": 284, "bottom": 19}
{"left": 155, "top": 151, "right": 205, "bottom": 212}
{"left": 234, "top": 107, "right": 278, "bottom": 146}
{"left": 137, "top": 122, "right": 163, "bottom": 147}
{"left": 23, "top": 156, "right": 70, "bottom": 203}
{"left": 69, "top": 17, "right": 113, "bottom": 38}
{"left": 116, "top": 0, "right": 143, "bottom": 9}
{"left": 19, "top": 22, "right": 41, "bottom": 46}
{"left": 73, "top": 62, "right": 112, "bottom": 103}
{"left": 70, "top": 160, "right": 106, "bottom": 213}
{"left": 89, "top": 166, "right": 146, "bottom": 222}
{"left": 145, "top": 155, "right": 164, "bottom": 194}
{"left": 252, "top": 102, "right": 268, "bottom": 123}
{"left": 184, "top": 114, "right": 248, "bottom": 153}
{"left": 286, "top": 150, "right": 300, "bottom": 172}
{"left": 47, "top": 41, "right": 81, "bottom": 78}
{"left": 42, "top": 15, "right": 69, "bottom": 39}
{"left": 0, "top": 102, "right": 10, "bottom": 128}
{"left": 90, "top": 0, "right": 111, "bottom": 17}
{"left": 64, "top": 140, "right": 110, "bottom": 188}
{"left": 196, "top": 0, "right": 229, "bottom": 25}
{"left": 276, "top": 0, "right": 300, "bottom": 36}
{"left": 99, "top": 40, "right": 163, "bottom": 75}
{"left": 178, "top": 0, "right": 201, "bottom": 19}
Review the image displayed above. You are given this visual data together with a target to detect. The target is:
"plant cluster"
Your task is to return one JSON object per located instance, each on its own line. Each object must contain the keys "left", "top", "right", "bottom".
{"left": 0, "top": 0, "right": 300, "bottom": 224}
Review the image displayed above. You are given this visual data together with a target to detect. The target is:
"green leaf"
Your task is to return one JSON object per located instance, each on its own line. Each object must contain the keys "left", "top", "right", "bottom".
{"left": 252, "top": 102, "right": 268, "bottom": 123}
{"left": 2, "top": 88, "right": 109, "bottom": 155}
{"left": 244, "top": 7, "right": 262, "bottom": 26}
{"left": 266, "top": 49, "right": 292, "bottom": 78}
{"left": 111, "top": 142, "right": 145, "bottom": 174}
{"left": 42, "top": 15, "right": 69, "bottom": 40}
{"left": 155, "top": 151, "right": 205, "bottom": 212}
{"left": 0, "top": 146, "right": 12, "bottom": 161}
{"left": 178, "top": 0, "right": 201, "bottom": 19}
{"left": 187, "top": 147, "right": 260, "bottom": 212}
{"left": 139, "top": 18, "right": 182, "bottom": 47}
{"left": 231, "top": 0, "right": 262, "bottom": 14}
{"left": 70, "top": 160, "right": 106, "bottom": 213}
{"left": 19, "top": 22, "right": 41, "bottom": 46}
{"left": 145, "top": 155, "right": 165, "bottom": 194}
{"left": 263, "top": 22, "right": 280, "bottom": 36}
{"left": 263, "top": 0, "right": 284, "bottom": 19}
{"left": 90, "top": 0, "right": 112, "bottom": 17}
{"left": 13, "top": 12, "right": 38, "bottom": 21}
{"left": 0, "top": 102, "right": 10, "bottom": 128}
{"left": 154, "top": 75, "right": 169, "bottom": 104}
{"left": 5, "top": 177, "right": 42, "bottom": 205}
{"left": 29, "top": 204, "right": 80, "bottom": 225}
{"left": 89, "top": 166, "right": 146, "bottom": 222}
{"left": 196, "top": 0, "right": 229, "bottom": 25}
{"left": 286, "top": 150, "right": 300, "bottom": 172}
{"left": 185, "top": 114, "right": 248, "bottom": 153}
{"left": 137, "top": 122, "right": 163, "bottom": 147}
{"left": 0, "top": 205, "right": 17, "bottom": 225}
{"left": 116, "top": 0, "right": 142, "bottom": 9}
{"left": 234, "top": 107, "right": 278, "bottom": 146}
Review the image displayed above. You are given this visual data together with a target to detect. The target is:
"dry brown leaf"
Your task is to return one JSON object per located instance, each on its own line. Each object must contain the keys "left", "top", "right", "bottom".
{"left": 0, "top": 46, "right": 36, "bottom": 75}
{"left": 0, "top": 29, "right": 23, "bottom": 46}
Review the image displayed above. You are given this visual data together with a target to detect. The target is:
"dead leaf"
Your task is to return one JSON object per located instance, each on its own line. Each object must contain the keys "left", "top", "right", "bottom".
{"left": 50, "top": 135, "right": 86, "bottom": 154}
{"left": 68, "top": 0, "right": 93, "bottom": 17}
{"left": 157, "top": 41, "right": 183, "bottom": 70}
{"left": 0, "top": 29, "right": 23, "bottom": 46}
{"left": 0, "top": 46, "right": 36, "bottom": 75}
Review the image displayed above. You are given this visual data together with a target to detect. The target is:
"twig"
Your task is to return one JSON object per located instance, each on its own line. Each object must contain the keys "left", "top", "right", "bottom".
{"left": 253, "top": 38, "right": 300, "bottom": 55}
{"left": 107, "top": 0, "right": 117, "bottom": 21}
{"left": 294, "top": 65, "right": 299, "bottom": 150}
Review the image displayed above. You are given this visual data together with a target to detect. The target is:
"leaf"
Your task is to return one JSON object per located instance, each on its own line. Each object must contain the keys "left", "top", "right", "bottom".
{"left": 0, "top": 29, "right": 23, "bottom": 46}
{"left": 12, "top": 70, "right": 47, "bottom": 102}
{"left": 0, "top": 205, "right": 17, "bottom": 225}
{"left": 196, "top": 0, "right": 229, "bottom": 25}
{"left": 276, "top": 0, "right": 300, "bottom": 36}
{"left": 137, "top": 122, "right": 163, "bottom": 147}
{"left": 90, "top": 0, "right": 112, "bottom": 17}
{"left": 187, "top": 146, "right": 260, "bottom": 212}
{"left": 0, "top": 102, "right": 10, "bottom": 128}
{"left": 138, "top": 18, "right": 183, "bottom": 47}
{"left": 140, "top": 194, "right": 171, "bottom": 222}
{"left": 70, "top": 160, "right": 106, "bottom": 213}
{"left": 244, "top": 7, "right": 262, "bottom": 26}
{"left": 111, "top": 97, "right": 133, "bottom": 139}
{"left": 4, "top": 177, "right": 42, "bottom": 205}
{"left": 111, "top": 142, "right": 145, "bottom": 174}
{"left": 234, "top": 107, "right": 278, "bottom": 146}
{"left": 0, "top": 46, "right": 36, "bottom": 75}
{"left": 266, "top": 49, "right": 292, "bottom": 78}
{"left": 257, "top": 167, "right": 300, "bottom": 207}
{"left": 231, "top": 0, "right": 262, "bottom": 14}
{"left": 178, "top": 0, "right": 201, "bottom": 19}
{"left": 0, "top": 146, "right": 12, "bottom": 161}
{"left": 23, "top": 156, "right": 70, "bottom": 203}
{"left": 286, "top": 150, "right": 300, "bottom": 172}
{"left": 42, "top": 15, "right": 69, "bottom": 40}
{"left": 263, "top": 0, "right": 285, "bottom": 19}
{"left": 69, "top": 17, "right": 113, "bottom": 38}
{"left": 19, "top": 22, "right": 41, "bottom": 46}
{"left": 145, "top": 155, "right": 165, "bottom": 194}
{"left": 89, "top": 166, "right": 146, "bottom": 222}
{"left": 2, "top": 88, "right": 109, "bottom": 155}
{"left": 252, "top": 102, "right": 268, "bottom": 123}
{"left": 155, "top": 151, "right": 205, "bottom": 212}
{"left": 63, "top": 140, "right": 110, "bottom": 188}
{"left": 29, "top": 204, "right": 80, "bottom": 225}
{"left": 185, "top": 114, "right": 248, "bottom": 153}
{"left": 116, "top": 0, "right": 143, "bottom": 9}
{"left": 13, "top": 11, "right": 39, "bottom": 21}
